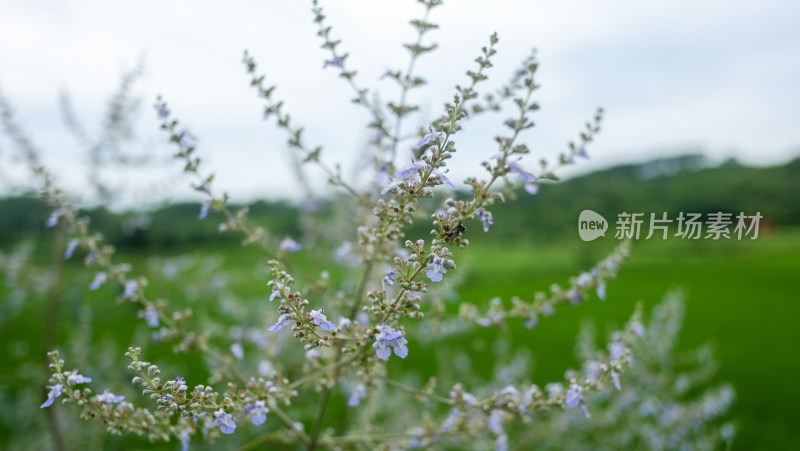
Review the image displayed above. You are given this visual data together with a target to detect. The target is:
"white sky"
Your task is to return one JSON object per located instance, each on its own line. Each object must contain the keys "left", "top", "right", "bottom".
{"left": 1, "top": 0, "right": 798, "bottom": 207}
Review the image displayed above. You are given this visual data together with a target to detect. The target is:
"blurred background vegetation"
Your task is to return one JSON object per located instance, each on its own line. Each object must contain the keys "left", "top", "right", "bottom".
{"left": 1, "top": 154, "right": 798, "bottom": 449}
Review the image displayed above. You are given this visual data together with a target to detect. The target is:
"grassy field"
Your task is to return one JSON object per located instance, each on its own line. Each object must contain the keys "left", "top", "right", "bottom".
{"left": 1, "top": 226, "right": 798, "bottom": 449}
{"left": 457, "top": 228, "right": 800, "bottom": 449}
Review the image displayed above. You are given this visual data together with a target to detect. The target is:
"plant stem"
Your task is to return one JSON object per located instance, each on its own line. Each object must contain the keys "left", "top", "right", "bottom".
{"left": 390, "top": 7, "right": 432, "bottom": 163}
{"left": 307, "top": 261, "right": 375, "bottom": 449}
{"left": 44, "top": 229, "right": 66, "bottom": 451}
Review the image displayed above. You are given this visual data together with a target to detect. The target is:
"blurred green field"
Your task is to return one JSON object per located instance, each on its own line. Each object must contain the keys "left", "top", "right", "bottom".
{"left": 2, "top": 225, "right": 797, "bottom": 449}
{"left": 458, "top": 229, "right": 800, "bottom": 450}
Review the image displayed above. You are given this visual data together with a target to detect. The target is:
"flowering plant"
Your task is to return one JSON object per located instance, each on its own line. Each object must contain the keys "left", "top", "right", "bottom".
{"left": 0, "top": 1, "right": 733, "bottom": 450}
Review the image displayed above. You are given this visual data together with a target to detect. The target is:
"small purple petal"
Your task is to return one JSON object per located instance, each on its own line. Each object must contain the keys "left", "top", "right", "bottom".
{"left": 96, "top": 389, "right": 125, "bottom": 404}
{"left": 432, "top": 168, "right": 456, "bottom": 189}
{"left": 268, "top": 314, "right": 293, "bottom": 333}
{"left": 375, "top": 346, "right": 391, "bottom": 360}
{"left": 395, "top": 161, "right": 429, "bottom": 179}
{"left": 565, "top": 384, "right": 583, "bottom": 408}
{"left": 65, "top": 239, "right": 79, "bottom": 259}
{"left": 123, "top": 280, "right": 138, "bottom": 299}
{"left": 279, "top": 237, "right": 302, "bottom": 253}
{"left": 524, "top": 182, "right": 539, "bottom": 195}
{"left": 198, "top": 200, "right": 211, "bottom": 220}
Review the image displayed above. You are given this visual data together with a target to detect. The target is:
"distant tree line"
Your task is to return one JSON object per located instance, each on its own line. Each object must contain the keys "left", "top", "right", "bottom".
{"left": 2, "top": 155, "right": 798, "bottom": 250}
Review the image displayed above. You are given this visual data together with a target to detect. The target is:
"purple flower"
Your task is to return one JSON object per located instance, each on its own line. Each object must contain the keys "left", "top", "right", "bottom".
{"left": 65, "top": 239, "right": 79, "bottom": 259}
{"left": 268, "top": 313, "right": 294, "bottom": 332}
{"left": 247, "top": 400, "right": 269, "bottom": 426}
{"left": 379, "top": 69, "right": 394, "bottom": 80}
{"left": 630, "top": 321, "right": 645, "bottom": 337}
{"left": 546, "top": 383, "right": 564, "bottom": 400}
{"left": 416, "top": 127, "right": 444, "bottom": 148}
{"left": 497, "top": 386, "right": 519, "bottom": 400}
{"left": 382, "top": 270, "right": 396, "bottom": 290}
{"left": 258, "top": 360, "right": 274, "bottom": 377}
{"left": 567, "top": 288, "right": 582, "bottom": 305}
{"left": 179, "top": 131, "right": 197, "bottom": 151}
{"left": 395, "top": 161, "right": 429, "bottom": 179}
{"left": 89, "top": 272, "right": 108, "bottom": 291}
{"left": 372, "top": 324, "right": 409, "bottom": 360}
{"left": 143, "top": 306, "right": 159, "bottom": 327}
{"left": 123, "top": 280, "right": 138, "bottom": 299}
{"left": 268, "top": 280, "right": 284, "bottom": 302}
{"left": 440, "top": 408, "right": 461, "bottom": 432}
{"left": 586, "top": 361, "right": 601, "bottom": 381}
{"left": 151, "top": 330, "right": 166, "bottom": 343}
{"left": 175, "top": 376, "right": 186, "bottom": 385}
{"left": 610, "top": 371, "right": 622, "bottom": 390}
{"left": 597, "top": 282, "right": 607, "bottom": 301}
{"left": 508, "top": 161, "right": 536, "bottom": 183}
{"left": 213, "top": 409, "right": 236, "bottom": 434}
{"left": 279, "top": 237, "right": 302, "bottom": 253}
{"left": 380, "top": 180, "right": 399, "bottom": 196}
{"left": 565, "top": 383, "right": 583, "bottom": 408}
{"left": 157, "top": 104, "right": 170, "bottom": 118}
{"left": 610, "top": 341, "right": 626, "bottom": 361}
{"left": 577, "top": 146, "right": 589, "bottom": 159}
{"left": 487, "top": 410, "right": 503, "bottom": 434}
{"left": 262, "top": 108, "right": 272, "bottom": 121}
{"left": 67, "top": 372, "right": 92, "bottom": 385}
{"left": 47, "top": 208, "right": 65, "bottom": 227}
{"left": 323, "top": 56, "right": 344, "bottom": 68}
{"left": 230, "top": 342, "right": 244, "bottom": 360}
{"left": 96, "top": 389, "right": 125, "bottom": 403}
{"left": 496, "top": 434, "right": 509, "bottom": 451}
{"left": 334, "top": 242, "right": 354, "bottom": 262}
{"left": 348, "top": 383, "right": 366, "bottom": 407}
{"left": 432, "top": 168, "right": 456, "bottom": 189}
{"left": 309, "top": 308, "right": 336, "bottom": 331}
{"left": 426, "top": 255, "right": 447, "bottom": 283}
{"left": 478, "top": 209, "right": 493, "bottom": 232}
{"left": 306, "top": 349, "right": 321, "bottom": 360}
{"left": 198, "top": 200, "right": 211, "bottom": 220}
{"left": 178, "top": 430, "right": 190, "bottom": 451}
{"left": 40, "top": 384, "right": 63, "bottom": 408}
{"left": 508, "top": 160, "right": 539, "bottom": 194}
{"left": 46, "top": 208, "right": 68, "bottom": 227}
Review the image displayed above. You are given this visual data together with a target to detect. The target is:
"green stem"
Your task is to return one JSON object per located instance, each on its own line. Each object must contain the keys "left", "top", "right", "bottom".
{"left": 390, "top": 7, "right": 432, "bottom": 163}
{"left": 306, "top": 261, "right": 375, "bottom": 449}
{"left": 307, "top": 385, "right": 333, "bottom": 451}
{"left": 381, "top": 376, "right": 452, "bottom": 404}
{"left": 44, "top": 229, "right": 66, "bottom": 451}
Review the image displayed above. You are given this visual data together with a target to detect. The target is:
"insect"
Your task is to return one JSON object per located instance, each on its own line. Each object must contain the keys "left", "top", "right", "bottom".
{"left": 442, "top": 222, "right": 466, "bottom": 242}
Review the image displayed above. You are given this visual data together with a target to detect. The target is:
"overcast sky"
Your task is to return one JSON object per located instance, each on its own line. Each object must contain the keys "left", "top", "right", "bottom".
{"left": 1, "top": 0, "right": 798, "bottom": 207}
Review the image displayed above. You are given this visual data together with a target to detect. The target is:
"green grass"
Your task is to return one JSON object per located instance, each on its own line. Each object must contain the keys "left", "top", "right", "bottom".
{"left": 455, "top": 228, "right": 800, "bottom": 449}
